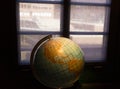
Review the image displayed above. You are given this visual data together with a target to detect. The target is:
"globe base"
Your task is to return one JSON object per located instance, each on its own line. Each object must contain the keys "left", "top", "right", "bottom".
{"left": 60, "top": 81, "right": 81, "bottom": 89}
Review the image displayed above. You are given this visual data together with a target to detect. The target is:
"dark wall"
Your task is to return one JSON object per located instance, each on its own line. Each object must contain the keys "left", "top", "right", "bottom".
{"left": 0, "top": 0, "right": 17, "bottom": 89}
{"left": 106, "top": 0, "right": 120, "bottom": 81}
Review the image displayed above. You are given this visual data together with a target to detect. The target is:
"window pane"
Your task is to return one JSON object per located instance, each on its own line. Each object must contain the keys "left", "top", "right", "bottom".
{"left": 20, "top": 35, "right": 59, "bottom": 64}
{"left": 20, "top": 51, "right": 31, "bottom": 64}
{"left": 70, "top": 35, "right": 107, "bottom": 62}
{"left": 19, "top": 3, "right": 61, "bottom": 31}
{"left": 20, "top": 35, "right": 46, "bottom": 64}
{"left": 20, "top": 35, "right": 45, "bottom": 50}
{"left": 71, "top": 0, "right": 111, "bottom": 4}
{"left": 70, "top": 5, "right": 109, "bottom": 32}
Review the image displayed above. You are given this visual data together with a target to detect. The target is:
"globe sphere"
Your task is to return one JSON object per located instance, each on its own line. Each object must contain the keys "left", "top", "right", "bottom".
{"left": 30, "top": 35, "right": 84, "bottom": 89}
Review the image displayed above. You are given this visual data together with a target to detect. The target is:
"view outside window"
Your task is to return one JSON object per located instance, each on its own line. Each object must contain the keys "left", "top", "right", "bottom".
{"left": 20, "top": 35, "right": 45, "bottom": 63}
{"left": 19, "top": 3, "right": 61, "bottom": 32}
{"left": 70, "top": 35, "right": 106, "bottom": 62}
{"left": 70, "top": 6, "right": 107, "bottom": 32}
{"left": 18, "top": 0, "right": 111, "bottom": 64}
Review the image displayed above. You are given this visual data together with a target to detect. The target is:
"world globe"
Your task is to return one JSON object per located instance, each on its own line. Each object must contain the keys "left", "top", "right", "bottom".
{"left": 30, "top": 35, "right": 84, "bottom": 89}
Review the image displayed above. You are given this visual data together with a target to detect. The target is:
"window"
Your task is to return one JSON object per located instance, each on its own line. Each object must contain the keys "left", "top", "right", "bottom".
{"left": 17, "top": 0, "right": 111, "bottom": 65}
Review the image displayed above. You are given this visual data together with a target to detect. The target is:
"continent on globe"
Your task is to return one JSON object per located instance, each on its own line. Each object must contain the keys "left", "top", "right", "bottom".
{"left": 30, "top": 35, "right": 84, "bottom": 89}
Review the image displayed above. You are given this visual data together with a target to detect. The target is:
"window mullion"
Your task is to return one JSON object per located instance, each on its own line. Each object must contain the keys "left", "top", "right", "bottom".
{"left": 18, "top": 0, "right": 62, "bottom": 4}
{"left": 71, "top": 2, "right": 111, "bottom": 6}
{"left": 70, "top": 32, "right": 108, "bottom": 35}
{"left": 19, "top": 31, "right": 60, "bottom": 35}
{"left": 61, "top": 0, "right": 70, "bottom": 38}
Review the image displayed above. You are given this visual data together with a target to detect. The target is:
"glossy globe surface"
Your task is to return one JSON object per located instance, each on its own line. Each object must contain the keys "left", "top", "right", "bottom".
{"left": 31, "top": 35, "right": 84, "bottom": 89}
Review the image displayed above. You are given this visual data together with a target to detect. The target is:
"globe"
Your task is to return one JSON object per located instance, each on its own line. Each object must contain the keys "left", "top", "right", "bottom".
{"left": 30, "top": 35, "right": 84, "bottom": 89}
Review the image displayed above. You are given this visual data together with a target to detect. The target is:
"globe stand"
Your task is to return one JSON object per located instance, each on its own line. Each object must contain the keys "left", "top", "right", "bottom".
{"left": 56, "top": 81, "right": 81, "bottom": 89}
{"left": 30, "top": 34, "right": 52, "bottom": 67}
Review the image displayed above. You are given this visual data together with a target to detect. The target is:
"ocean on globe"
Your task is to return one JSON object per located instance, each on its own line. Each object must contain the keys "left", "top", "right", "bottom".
{"left": 30, "top": 35, "right": 84, "bottom": 89}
